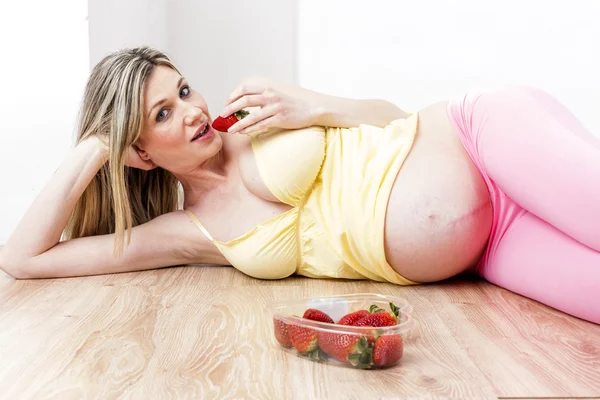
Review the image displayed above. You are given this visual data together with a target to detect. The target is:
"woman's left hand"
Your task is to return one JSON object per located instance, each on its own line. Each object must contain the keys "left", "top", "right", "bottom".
{"left": 220, "top": 77, "right": 320, "bottom": 135}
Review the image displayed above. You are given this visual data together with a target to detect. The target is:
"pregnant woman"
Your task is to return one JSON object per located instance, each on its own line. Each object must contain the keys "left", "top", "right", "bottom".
{"left": 1, "top": 47, "right": 598, "bottom": 324}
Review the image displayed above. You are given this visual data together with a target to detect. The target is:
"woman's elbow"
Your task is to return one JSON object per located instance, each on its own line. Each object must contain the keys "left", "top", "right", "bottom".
{"left": 0, "top": 253, "right": 34, "bottom": 280}
{"left": 0, "top": 265, "right": 31, "bottom": 280}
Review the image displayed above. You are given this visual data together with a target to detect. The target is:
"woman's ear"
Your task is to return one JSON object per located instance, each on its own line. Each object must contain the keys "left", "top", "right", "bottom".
{"left": 133, "top": 144, "right": 150, "bottom": 161}
{"left": 127, "top": 144, "right": 156, "bottom": 170}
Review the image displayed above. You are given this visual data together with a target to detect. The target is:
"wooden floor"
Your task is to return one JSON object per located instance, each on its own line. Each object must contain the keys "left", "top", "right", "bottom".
{"left": 0, "top": 264, "right": 599, "bottom": 400}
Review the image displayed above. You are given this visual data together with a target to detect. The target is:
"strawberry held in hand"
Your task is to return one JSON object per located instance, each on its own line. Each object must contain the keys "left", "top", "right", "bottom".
{"left": 211, "top": 110, "right": 249, "bottom": 132}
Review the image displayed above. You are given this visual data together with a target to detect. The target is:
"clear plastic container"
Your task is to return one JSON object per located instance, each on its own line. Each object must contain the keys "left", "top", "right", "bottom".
{"left": 268, "top": 293, "right": 415, "bottom": 369}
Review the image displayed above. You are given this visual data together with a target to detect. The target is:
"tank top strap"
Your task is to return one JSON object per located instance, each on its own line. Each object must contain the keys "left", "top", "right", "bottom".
{"left": 184, "top": 209, "right": 214, "bottom": 242}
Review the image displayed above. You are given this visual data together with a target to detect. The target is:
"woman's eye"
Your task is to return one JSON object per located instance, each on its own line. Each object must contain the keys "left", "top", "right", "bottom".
{"left": 156, "top": 108, "right": 169, "bottom": 122}
{"left": 180, "top": 85, "right": 190, "bottom": 97}
{"left": 155, "top": 86, "right": 189, "bottom": 122}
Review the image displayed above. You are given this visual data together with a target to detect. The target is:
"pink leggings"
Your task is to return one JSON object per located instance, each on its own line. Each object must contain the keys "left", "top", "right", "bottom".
{"left": 447, "top": 86, "right": 600, "bottom": 325}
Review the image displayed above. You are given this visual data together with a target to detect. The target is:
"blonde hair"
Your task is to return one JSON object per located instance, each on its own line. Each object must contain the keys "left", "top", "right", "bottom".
{"left": 65, "top": 47, "right": 181, "bottom": 255}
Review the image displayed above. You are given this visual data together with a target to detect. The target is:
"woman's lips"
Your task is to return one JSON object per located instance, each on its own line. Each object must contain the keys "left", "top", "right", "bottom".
{"left": 191, "top": 122, "right": 209, "bottom": 141}
{"left": 192, "top": 124, "right": 215, "bottom": 142}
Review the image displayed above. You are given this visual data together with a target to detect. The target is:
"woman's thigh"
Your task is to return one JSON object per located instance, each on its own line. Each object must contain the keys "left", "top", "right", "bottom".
{"left": 481, "top": 210, "right": 600, "bottom": 324}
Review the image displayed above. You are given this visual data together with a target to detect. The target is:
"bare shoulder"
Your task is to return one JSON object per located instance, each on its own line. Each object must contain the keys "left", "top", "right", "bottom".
{"left": 0, "top": 210, "right": 228, "bottom": 279}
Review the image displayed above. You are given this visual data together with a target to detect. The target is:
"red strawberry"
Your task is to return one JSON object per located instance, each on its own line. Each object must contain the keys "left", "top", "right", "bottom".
{"left": 354, "top": 302, "right": 401, "bottom": 327}
{"left": 287, "top": 323, "right": 318, "bottom": 353}
{"left": 337, "top": 310, "right": 370, "bottom": 326}
{"left": 303, "top": 309, "right": 334, "bottom": 324}
{"left": 373, "top": 334, "right": 404, "bottom": 366}
{"left": 318, "top": 331, "right": 370, "bottom": 364}
{"left": 211, "top": 110, "right": 249, "bottom": 132}
{"left": 273, "top": 318, "right": 292, "bottom": 347}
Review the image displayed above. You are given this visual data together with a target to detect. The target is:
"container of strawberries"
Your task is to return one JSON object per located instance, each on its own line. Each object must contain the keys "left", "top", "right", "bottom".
{"left": 268, "top": 293, "right": 415, "bottom": 369}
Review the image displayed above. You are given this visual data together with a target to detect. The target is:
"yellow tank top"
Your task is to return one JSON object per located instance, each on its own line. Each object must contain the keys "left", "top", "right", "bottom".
{"left": 185, "top": 114, "right": 419, "bottom": 285}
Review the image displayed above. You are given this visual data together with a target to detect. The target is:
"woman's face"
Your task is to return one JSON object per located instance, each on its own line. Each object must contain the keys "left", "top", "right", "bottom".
{"left": 136, "top": 65, "right": 222, "bottom": 173}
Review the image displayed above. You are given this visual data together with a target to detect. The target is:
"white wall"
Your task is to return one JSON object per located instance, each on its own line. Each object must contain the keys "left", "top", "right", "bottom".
{"left": 298, "top": 0, "right": 600, "bottom": 136}
{"left": 89, "top": 0, "right": 298, "bottom": 119}
{"left": 166, "top": 0, "right": 298, "bottom": 118}
{"left": 0, "top": 1, "right": 89, "bottom": 244}
{"left": 88, "top": 0, "right": 167, "bottom": 68}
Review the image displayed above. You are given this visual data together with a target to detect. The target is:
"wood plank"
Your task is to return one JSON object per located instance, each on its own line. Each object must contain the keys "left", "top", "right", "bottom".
{"left": 0, "top": 266, "right": 598, "bottom": 399}
{"left": 434, "top": 278, "right": 600, "bottom": 397}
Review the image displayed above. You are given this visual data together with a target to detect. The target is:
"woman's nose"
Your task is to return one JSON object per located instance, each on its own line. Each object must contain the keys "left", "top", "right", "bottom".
{"left": 184, "top": 105, "right": 203, "bottom": 125}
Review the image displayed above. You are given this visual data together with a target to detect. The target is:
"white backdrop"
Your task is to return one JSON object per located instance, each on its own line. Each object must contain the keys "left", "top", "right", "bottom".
{"left": 0, "top": 0, "right": 89, "bottom": 244}
{"left": 1, "top": 0, "right": 599, "bottom": 243}
{"left": 298, "top": 0, "right": 600, "bottom": 130}
{"left": 88, "top": 0, "right": 298, "bottom": 121}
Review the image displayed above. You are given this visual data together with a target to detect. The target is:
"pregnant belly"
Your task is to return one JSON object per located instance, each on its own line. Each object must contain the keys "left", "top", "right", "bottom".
{"left": 384, "top": 101, "right": 493, "bottom": 283}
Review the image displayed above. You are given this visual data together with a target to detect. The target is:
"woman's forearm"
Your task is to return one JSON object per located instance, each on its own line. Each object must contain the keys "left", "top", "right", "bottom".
{"left": 312, "top": 93, "right": 411, "bottom": 128}
{"left": 2, "top": 136, "right": 108, "bottom": 261}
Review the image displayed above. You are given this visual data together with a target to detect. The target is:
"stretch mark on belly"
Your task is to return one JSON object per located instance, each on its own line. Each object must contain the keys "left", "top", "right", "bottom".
{"left": 448, "top": 200, "right": 492, "bottom": 231}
